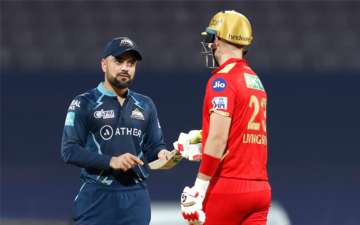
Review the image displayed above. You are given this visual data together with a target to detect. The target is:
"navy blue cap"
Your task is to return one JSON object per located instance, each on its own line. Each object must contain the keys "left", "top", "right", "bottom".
{"left": 101, "top": 37, "right": 142, "bottom": 60}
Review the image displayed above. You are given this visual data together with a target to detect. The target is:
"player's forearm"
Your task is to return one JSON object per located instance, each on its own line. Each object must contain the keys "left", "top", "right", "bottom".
{"left": 203, "top": 134, "right": 227, "bottom": 159}
{"left": 61, "top": 144, "right": 112, "bottom": 170}
{"left": 197, "top": 135, "right": 227, "bottom": 181}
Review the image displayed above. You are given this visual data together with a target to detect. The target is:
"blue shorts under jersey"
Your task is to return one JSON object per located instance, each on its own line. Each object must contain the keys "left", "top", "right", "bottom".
{"left": 74, "top": 182, "right": 151, "bottom": 225}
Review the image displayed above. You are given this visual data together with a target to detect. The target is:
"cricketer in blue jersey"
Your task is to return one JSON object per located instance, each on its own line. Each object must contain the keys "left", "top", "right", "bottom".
{"left": 61, "top": 37, "right": 173, "bottom": 225}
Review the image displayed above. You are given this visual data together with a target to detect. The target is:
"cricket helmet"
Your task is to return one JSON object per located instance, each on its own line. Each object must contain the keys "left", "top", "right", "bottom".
{"left": 201, "top": 10, "right": 253, "bottom": 68}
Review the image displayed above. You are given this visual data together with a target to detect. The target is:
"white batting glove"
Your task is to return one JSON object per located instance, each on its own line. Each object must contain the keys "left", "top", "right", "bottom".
{"left": 181, "top": 178, "right": 209, "bottom": 225}
{"left": 173, "top": 130, "right": 202, "bottom": 161}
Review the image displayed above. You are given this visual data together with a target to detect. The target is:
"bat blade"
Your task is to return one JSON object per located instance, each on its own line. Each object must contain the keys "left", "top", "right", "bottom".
{"left": 148, "top": 150, "right": 182, "bottom": 170}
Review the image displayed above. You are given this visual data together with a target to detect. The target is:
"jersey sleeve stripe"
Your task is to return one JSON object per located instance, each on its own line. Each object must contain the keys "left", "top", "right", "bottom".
{"left": 209, "top": 109, "right": 230, "bottom": 117}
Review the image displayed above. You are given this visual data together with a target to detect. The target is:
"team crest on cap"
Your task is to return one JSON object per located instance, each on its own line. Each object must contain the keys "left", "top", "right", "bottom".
{"left": 120, "top": 39, "right": 134, "bottom": 48}
{"left": 131, "top": 108, "right": 145, "bottom": 120}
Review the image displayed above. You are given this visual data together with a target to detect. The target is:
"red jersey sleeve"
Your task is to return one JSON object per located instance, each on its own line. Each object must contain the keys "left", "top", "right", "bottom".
{"left": 205, "top": 75, "right": 236, "bottom": 117}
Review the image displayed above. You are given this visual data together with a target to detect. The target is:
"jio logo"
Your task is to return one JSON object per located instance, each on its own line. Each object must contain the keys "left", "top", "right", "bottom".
{"left": 212, "top": 78, "right": 226, "bottom": 92}
{"left": 100, "top": 125, "right": 113, "bottom": 140}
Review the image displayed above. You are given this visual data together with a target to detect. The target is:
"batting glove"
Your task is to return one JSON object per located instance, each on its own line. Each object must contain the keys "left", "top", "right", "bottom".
{"left": 173, "top": 130, "right": 202, "bottom": 161}
{"left": 181, "top": 178, "right": 209, "bottom": 225}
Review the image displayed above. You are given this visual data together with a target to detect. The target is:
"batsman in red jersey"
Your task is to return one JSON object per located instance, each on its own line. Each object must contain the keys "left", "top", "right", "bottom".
{"left": 180, "top": 10, "right": 271, "bottom": 225}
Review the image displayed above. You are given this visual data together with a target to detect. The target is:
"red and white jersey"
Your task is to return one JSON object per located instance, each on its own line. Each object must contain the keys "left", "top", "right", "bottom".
{"left": 202, "top": 58, "right": 268, "bottom": 181}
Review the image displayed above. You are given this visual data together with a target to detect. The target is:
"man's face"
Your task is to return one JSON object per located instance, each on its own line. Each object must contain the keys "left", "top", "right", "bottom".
{"left": 102, "top": 52, "right": 137, "bottom": 89}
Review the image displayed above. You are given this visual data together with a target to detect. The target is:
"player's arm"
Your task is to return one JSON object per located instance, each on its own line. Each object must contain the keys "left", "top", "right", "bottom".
{"left": 181, "top": 75, "right": 235, "bottom": 224}
{"left": 198, "top": 112, "right": 231, "bottom": 180}
{"left": 197, "top": 76, "right": 236, "bottom": 180}
{"left": 61, "top": 97, "right": 112, "bottom": 170}
{"left": 180, "top": 112, "right": 231, "bottom": 223}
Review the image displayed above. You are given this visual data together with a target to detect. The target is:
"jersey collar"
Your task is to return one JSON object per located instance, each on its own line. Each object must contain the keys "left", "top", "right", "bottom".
{"left": 212, "top": 58, "right": 248, "bottom": 74}
{"left": 97, "top": 82, "right": 131, "bottom": 98}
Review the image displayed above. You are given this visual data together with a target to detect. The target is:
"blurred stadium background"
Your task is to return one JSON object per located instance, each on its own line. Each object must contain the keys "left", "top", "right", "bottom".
{"left": 1, "top": 1, "right": 359, "bottom": 225}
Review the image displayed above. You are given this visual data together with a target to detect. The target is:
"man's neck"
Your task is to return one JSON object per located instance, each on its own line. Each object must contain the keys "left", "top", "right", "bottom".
{"left": 103, "top": 80, "right": 128, "bottom": 98}
{"left": 218, "top": 51, "right": 243, "bottom": 65}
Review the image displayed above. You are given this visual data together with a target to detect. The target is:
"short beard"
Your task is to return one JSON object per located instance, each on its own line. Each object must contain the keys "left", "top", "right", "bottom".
{"left": 106, "top": 73, "right": 133, "bottom": 89}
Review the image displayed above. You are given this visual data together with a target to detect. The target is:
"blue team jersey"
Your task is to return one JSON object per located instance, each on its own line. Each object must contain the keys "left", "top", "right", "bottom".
{"left": 61, "top": 83, "right": 166, "bottom": 189}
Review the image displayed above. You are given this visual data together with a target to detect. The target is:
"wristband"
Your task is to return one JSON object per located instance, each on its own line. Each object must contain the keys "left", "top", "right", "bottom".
{"left": 199, "top": 153, "right": 221, "bottom": 177}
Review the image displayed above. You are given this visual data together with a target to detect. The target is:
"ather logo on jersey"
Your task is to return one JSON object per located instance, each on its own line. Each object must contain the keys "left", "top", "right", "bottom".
{"left": 100, "top": 125, "right": 114, "bottom": 140}
{"left": 212, "top": 78, "right": 227, "bottom": 92}
{"left": 99, "top": 125, "right": 142, "bottom": 141}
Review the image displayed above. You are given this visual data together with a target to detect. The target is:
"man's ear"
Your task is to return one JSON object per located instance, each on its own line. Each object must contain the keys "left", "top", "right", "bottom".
{"left": 101, "top": 58, "right": 107, "bottom": 73}
{"left": 214, "top": 37, "right": 221, "bottom": 49}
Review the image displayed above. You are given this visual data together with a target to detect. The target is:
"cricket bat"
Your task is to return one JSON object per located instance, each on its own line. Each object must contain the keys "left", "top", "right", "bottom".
{"left": 148, "top": 150, "right": 183, "bottom": 170}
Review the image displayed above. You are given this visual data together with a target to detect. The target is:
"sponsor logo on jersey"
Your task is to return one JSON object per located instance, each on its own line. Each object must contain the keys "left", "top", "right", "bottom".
{"left": 131, "top": 108, "right": 145, "bottom": 120}
{"left": 212, "top": 97, "right": 228, "bottom": 110}
{"left": 65, "top": 112, "right": 75, "bottom": 126}
{"left": 244, "top": 73, "right": 264, "bottom": 91}
{"left": 100, "top": 125, "right": 113, "bottom": 140}
{"left": 211, "top": 78, "right": 227, "bottom": 92}
{"left": 94, "top": 109, "right": 115, "bottom": 119}
{"left": 99, "top": 125, "right": 142, "bottom": 141}
{"left": 68, "top": 100, "right": 81, "bottom": 110}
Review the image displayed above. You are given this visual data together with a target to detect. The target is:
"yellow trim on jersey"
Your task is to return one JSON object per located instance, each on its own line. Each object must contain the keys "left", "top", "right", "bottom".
{"left": 217, "top": 62, "right": 236, "bottom": 74}
{"left": 209, "top": 109, "right": 230, "bottom": 117}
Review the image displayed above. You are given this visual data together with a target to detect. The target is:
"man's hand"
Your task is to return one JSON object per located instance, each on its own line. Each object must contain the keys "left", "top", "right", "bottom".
{"left": 109, "top": 153, "right": 144, "bottom": 171}
{"left": 174, "top": 130, "right": 202, "bottom": 161}
{"left": 181, "top": 178, "right": 209, "bottom": 225}
{"left": 148, "top": 150, "right": 182, "bottom": 170}
{"left": 157, "top": 149, "right": 173, "bottom": 160}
